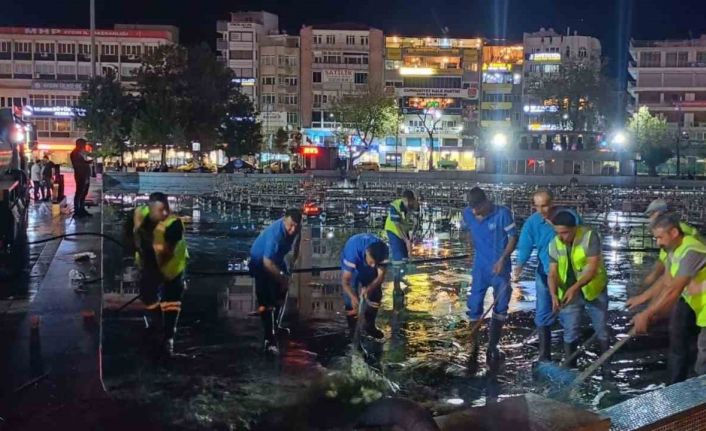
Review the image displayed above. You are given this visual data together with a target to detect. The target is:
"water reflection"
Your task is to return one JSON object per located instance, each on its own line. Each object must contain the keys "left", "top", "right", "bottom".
{"left": 101, "top": 193, "right": 666, "bottom": 428}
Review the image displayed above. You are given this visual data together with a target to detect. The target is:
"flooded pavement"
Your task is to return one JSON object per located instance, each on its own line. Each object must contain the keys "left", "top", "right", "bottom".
{"left": 100, "top": 189, "right": 672, "bottom": 429}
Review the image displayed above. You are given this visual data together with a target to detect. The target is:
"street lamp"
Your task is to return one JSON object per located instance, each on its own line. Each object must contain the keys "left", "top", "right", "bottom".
{"left": 611, "top": 131, "right": 627, "bottom": 147}
{"left": 492, "top": 132, "right": 508, "bottom": 149}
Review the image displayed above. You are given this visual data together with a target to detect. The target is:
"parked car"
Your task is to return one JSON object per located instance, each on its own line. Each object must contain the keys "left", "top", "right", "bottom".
{"left": 356, "top": 161, "right": 380, "bottom": 172}
{"left": 218, "top": 159, "right": 260, "bottom": 173}
{"left": 176, "top": 162, "right": 215, "bottom": 173}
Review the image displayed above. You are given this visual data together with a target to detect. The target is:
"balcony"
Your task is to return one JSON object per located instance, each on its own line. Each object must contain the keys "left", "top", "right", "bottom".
{"left": 0, "top": 52, "right": 10, "bottom": 60}
{"left": 216, "top": 39, "right": 228, "bottom": 50}
{"left": 482, "top": 83, "right": 513, "bottom": 94}
{"left": 100, "top": 55, "right": 119, "bottom": 63}
{"left": 57, "top": 54, "right": 76, "bottom": 62}
{"left": 481, "top": 102, "right": 512, "bottom": 110}
{"left": 13, "top": 53, "right": 31, "bottom": 61}
{"left": 120, "top": 55, "right": 142, "bottom": 63}
{"left": 34, "top": 52, "right": 55, "bottom": 61}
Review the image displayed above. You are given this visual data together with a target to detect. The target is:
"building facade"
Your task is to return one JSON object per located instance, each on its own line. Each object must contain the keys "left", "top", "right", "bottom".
{"left": 474, "top": 28, "right": 619, "bottom": 176}
{"left": 0, "top": 25, "right": 177, "bottom": 163}
{"left": 480, "top": 44, "right": 524, "bottom": 148}
{"left": 384, "top": 36, "right": 482, "bottom": 170}
{"left": 299, "top": 24, "right": 384, "bottom": 148}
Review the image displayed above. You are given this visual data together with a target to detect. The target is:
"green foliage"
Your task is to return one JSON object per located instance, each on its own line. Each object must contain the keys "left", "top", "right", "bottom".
{"left": 76, "top": 69, "right": 134, "bottom": 158}
{"left": 273, "top": 128, "right": 290, "bottom": 153}
{"left": 333, "top": 90, "right": 400, "bottom": 162}
{"left": 627, "top": 106, "right": 673, "bottom": 176}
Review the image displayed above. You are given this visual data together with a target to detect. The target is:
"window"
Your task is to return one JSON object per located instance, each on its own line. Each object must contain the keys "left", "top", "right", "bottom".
{"left": 354, "top": 72, "right": 368, "bottom": 84}
{"left": 360, "top": 36, "right": 369, "bottom": 46}
{"left": 14, "top": 42, "right": 31, "bottom": 53}
{"left": 344, "top": 53, "right": 368, "bottom": 64}
{"left": 640, "top": 51, "right": 662, "bottom": 67}
{"left": 57, "top": 64, "right": 76, "bottom": 76}
{"left": 278, "top": 94, "right": 297, "bottom": 105}
{"left": 35, "top": 42, "right": 54, "bottom": 54}
{"left": 322, "top": 52, "right": 340, "bottom": 64}
{"left": 261, "top": 76, "right": 276, "bottom": 85}
{"left": 58, "top": 43, "right": 75, "bottom": 54}
{"left": 697, "top": 52, "right": 706, "bottom": 64}
{"left": 280, "top": 76, "right": 298, "bottom": 86}
{"left": 0, "top": 41, "right": 11, "bottom": 52}
{"left": 287, "top": 112, "right": 298, "bottom": 125}
{"left": 78, "top": 44, "right": 91, "bottom": 55}
{"left": 30, "top": 94, "right": 49, "bottom": 107}
{"left": 385, "top": 60, "right": 402, "bottom": 70}
{"left": 678, "top": 52, "right": 689, "bottom": 67}
{"left": 565, "top": 46, "right": 571, "bottom": 58}
{"left": 313, "top": 71, "right": 322, "bottom": 83}
{"left": 35, "top": 63, "right": 55, "bottom": 76}
{"left": 52, "top": 119, "right": 71, "bottom": 133}
{"left": 262, "top": 55, "right": 275, "bottom": 66}
{"left": 326, "top": 35, "right": 336, "bottom": 44}
{"left": 314, "top": 94, "right": 331, "bottom": 107}
{"left": 261, "top": 94, "right": 276, "bottom": 105}
{"left": 278, "top": 56, "right": 296, "bottom": 67}
{"left": 0, "top": 63, "right": 11, "bottom": 76}
{"left": 121, "top": 45, "right": 141, "bottom": 56}
{"left": 578, "top": 47, "right": 587, "bottom": 58}
{"left": 229, "top": 50, "right": 252, "bottom": 60}
{"left": 101, "top": 44, "right": 118, "bottom": 56}
{"left": 313, "top": 34, "right": 323, "bottom": 45}
{"left": 229, "top": 31, "right": 253, "bottom": 42}
{"left": 14, "top": 62, "right": 32, "bottom": 75}
{"left": 346, "top": 35, "right": 355, "bottom": 45}
{"left": 144, "top": 45, "right": 157, "bottom": 56}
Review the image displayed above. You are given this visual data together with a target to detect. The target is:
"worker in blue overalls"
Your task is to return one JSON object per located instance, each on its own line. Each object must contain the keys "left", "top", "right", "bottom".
{"left": 341, "top": 233, "right": 390, "bottom": 339}
{"left": 462, "top": 187, "right": 517, "bottom": 372}
{"left": 384, "top": 190, "right": 417, "bottom": 291}
{"left": 514, "top": 189, "right": 561, "bottom": 362}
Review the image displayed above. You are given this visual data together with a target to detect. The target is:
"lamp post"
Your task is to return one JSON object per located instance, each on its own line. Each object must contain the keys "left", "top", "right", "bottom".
{"left": 90, "top": 0, "right": 96, "bottom": 78}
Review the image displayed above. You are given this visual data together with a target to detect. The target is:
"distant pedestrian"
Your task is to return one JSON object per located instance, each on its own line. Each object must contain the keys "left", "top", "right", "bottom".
{"left": 70, "top": 138, "right": 92, "bottom": 217}
{"left": 30, "top": 159, "right": 43, "bottom": 201}
{"left": 41, "top": 155, "right": 54, "bottom": 201}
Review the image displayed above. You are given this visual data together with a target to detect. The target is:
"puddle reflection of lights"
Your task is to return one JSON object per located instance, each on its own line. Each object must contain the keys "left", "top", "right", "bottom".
{"left": 446, "top": 398, "right": 464, "bottom": 405}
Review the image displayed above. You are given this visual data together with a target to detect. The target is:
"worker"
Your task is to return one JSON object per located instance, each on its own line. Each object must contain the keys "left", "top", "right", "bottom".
{"left": 514, "top": 190, "right": 558, "bottom": 362}
{"left": 548, "top": 210, "right": 609, "bottom": 368}
{"left": 249, "top": 209, "right": 302, "bottom": 355}
{"left": 384, "top": 190, "right": 417, "bottom": 291}
{"left": 634, "top": 199, "right": 701, "bottom": 292}
{"left": 133, "top": 192, "right": 189, "bottom": 357}
{"left": 462, "top": 187, "right": 517, "bottom": 371}
{"left": 70, "top": 138, "right": 92, "bottom": 217}
{"left": 341, "top": 233, "right": 389, "bottom": 340}
{"left": 631, "top": 212, "right": 706, "bottom": 383}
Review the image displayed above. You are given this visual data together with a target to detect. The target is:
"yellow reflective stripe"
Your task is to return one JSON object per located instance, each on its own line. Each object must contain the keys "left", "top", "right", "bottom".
{"left": 343, "top": 259, "right": 356, "bottom": 269}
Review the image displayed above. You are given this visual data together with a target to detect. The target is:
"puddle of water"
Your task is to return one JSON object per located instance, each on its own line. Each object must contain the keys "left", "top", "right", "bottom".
{"left": 101, "top": 189, "right": 667, "bottom": 429}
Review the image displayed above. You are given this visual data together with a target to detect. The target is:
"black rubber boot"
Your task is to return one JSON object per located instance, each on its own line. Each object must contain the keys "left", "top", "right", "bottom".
{"left": 162, "top": 310, "right": 180, "bottom": 358}
{"left": 537, "top": 326, "right": 552, "bottom": 362}
{"left": 363, "top": 303, "right": 384, "bottom": 339}
{"left": 563, "top": 341, "right": 579, "bottom": 368}
{"left": 468, "top": 327, "right": 481, "bottom": 376}
{"left": 486, "top": 318, "right": 506, "bottom": 364}
{"left": 346, "top": 314, "right": 358, "bottom": 338}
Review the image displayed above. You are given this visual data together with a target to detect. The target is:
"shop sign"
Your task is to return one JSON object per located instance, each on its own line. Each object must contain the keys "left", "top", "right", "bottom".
{"left": 402, "top": 87, "right": 477, "bottom": 99}
{"left": 323, "top": 70, "right": 353, "bottom": 83}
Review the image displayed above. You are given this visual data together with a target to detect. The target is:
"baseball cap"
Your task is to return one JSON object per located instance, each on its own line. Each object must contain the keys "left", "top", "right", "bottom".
{"left": 644, "top": 199, "right": 668, "bottom": 216}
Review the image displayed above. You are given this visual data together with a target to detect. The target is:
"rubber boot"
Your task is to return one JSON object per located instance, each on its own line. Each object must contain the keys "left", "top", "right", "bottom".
{"left": 346, "top": 314, "right": 358, "bottom": 339}
{"left": 486, "top": 318, "right": 506, "bottom": 365}
{"left": 363, "top": 303, "right": 384, "bottom": 339}
{"left": 261, "top": 309, "right": 278, "bottom": 355}
{"left": 563, "top": 341, "right": 579, "bottom": 368}
{"left": 537, "top": 326, "right": 552, "bottom": 362}
{"left": 162, "top": 310, "right": 180, "bottom": 358}
{"left": 468, "top": 327, "right": 481, "bottom": 376}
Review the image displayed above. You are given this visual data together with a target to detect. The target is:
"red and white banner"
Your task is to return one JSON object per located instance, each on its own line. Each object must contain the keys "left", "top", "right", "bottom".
{"left": 0, "top": 27, "right": 172, "bottom": 40}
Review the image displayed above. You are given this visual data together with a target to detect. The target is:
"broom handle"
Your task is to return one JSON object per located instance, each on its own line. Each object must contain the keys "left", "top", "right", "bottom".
{"left": 571, "top": 327, "right": 636, "bottom": 387}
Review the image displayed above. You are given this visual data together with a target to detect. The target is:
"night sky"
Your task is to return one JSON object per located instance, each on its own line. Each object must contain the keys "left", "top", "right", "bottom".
{"left": 4, "top": 0, "right": 706, "bottom": 80}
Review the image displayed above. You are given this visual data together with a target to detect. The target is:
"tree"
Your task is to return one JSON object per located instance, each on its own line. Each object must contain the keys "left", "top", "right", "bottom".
{"left": 221, "top": 90, "right": 262, "bottom": 159}
{"left": 332, "top": 90, "right": 399, "bottom": 169}
{"left": 527, "top": 60, "right": 604, "bottom": 132}
{"left": 132, "top": 44, "right": 188, "bottom": 165}
{"left": 416, "top": 109, "right": 443, "bottom": 171}
{"left": 627, "top": 106, "right": 673, "bottom": 176}
{"left": 76, "top": 69, "right": 134, "bottom": 164}
{"left": 273, "top": 128, "right": 290, "bottom": 153}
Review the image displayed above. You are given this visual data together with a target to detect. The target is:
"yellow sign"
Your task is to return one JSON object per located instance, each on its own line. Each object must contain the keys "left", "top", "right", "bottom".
{"left": 483, "top": 62, "right": 511, "bottom": 71}
{"left": 530, "top": 53, "right": 561, "bottom": 62}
